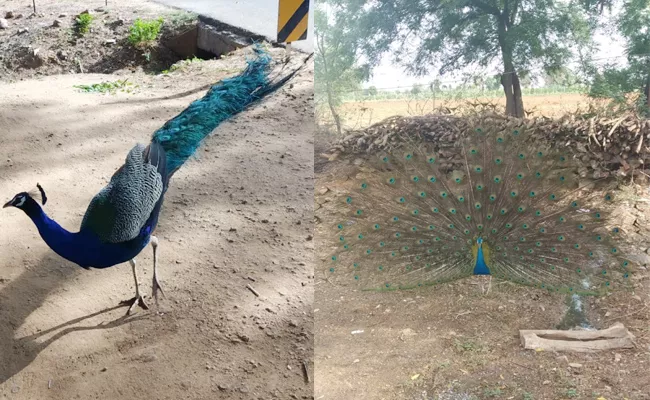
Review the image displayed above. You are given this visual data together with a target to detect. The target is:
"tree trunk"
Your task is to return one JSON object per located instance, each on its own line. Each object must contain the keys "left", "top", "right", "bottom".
{"left": 500, "top": 64, "right": 524, "bottom": 118}
{"left": 497, "top": 13, "right": 524, "bottom": 118}
{"left": 643, "top": 74, "right": 650, "bottom": 113}
{"left": 326, "top": 85, "right": 342, "bottom": 135}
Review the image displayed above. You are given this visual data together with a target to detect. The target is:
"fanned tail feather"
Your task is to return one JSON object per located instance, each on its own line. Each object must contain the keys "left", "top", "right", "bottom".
{"left": 326, "top": 118, "right": 634, "bottom": 294}
{"left": 151, "top": 46, "right": 310, "bottom": 175}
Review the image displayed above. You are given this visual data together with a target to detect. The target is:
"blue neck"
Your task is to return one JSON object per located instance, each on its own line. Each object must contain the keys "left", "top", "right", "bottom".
{"left": 20, "top": 198, "right": 146, "bottom": 269}
{"left": 473, "top": 242, "right": 491, "bottom": 275}
{"left": 25, "top": 201, "right": 84, "bottom": 264}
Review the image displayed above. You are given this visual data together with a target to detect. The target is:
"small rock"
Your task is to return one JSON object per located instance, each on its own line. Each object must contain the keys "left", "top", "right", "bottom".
{"left": 543, "top": 380, "right": 551, "bottom": 385}
{"left": 17, "top": 27, "right": 28, "bottom": 34}
{"left": 0, "top": 18, "right": 8, "bottom": 29}
{"left": 217, "top": 384, "right": 228, "bottom": 391}
{"left": 614, "top": 353, "right": 622, "bottom": 362}
{"left": 100, "top": 367, "right": 107, "bottom": 372}
{"left": 56, "top": 50, "right": 67, "bottom": 60}
{"left": 58, "top": 13, "right": 67, "bottom": 18}
{"left": 556, "top": 355, "right": 569, "bottom": 364}
{"left": 52, "top": 19, "right": 61, "bottom": 27}
{"left": 14, "top": 13, "right": 23, "bottom": 19}
{"left": 5, "top": 11, "right": 14, "bottom": 19}
{"left": 399, "top": 328, "right": 417, "bottom": 340}
{"left": 568, "top": 363, "right": 583, "bottom": 369}
{"left": 94, "top": 7, "right": 106, "bottom": 12}
{"left": 105, "top": 38, "right": 116, "bottom": 45}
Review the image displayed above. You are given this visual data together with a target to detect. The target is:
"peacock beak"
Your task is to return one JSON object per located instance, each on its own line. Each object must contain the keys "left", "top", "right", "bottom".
{"left": 2, "top": 200, "right": 12, "bottom": 208}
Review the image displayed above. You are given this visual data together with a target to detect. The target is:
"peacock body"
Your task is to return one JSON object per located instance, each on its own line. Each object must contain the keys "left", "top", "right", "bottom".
{"left": 4, "top": 47, "right": 306, "bottom": 313}
{"left": 326, "top": 121, "right": 633, "bottom": 295}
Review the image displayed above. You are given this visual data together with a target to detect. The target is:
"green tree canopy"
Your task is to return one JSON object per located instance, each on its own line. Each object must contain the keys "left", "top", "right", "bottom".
{"left": 330, "top": 0, "right": 595, "bottom": 117}
{"left": 588, "top": 0, "right": 649, "bottom": 115}
{"left": 315, "top": 2, "right": 365, "bottom": 133}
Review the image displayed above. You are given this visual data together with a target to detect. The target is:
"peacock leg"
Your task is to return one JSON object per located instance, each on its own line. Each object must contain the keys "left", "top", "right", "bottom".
{"left": 151, "top": 235, "right": 165, "bottom": 305}
{"left": 119, "top": 258, "right": 149, "bottom": 315}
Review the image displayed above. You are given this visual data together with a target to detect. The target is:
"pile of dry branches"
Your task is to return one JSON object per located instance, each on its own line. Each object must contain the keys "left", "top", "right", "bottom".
{"left": 324, "top": 111, "right": 650, "bottom": 179}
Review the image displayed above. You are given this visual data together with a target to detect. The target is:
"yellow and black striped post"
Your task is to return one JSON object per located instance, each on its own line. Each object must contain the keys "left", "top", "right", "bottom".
{"left": 277, "top": 0, "right": 309, "bottom": 43}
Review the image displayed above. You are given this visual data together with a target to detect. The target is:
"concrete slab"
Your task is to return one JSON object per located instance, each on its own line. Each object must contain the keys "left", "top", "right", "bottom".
{"left": 154, "top": 0, "right": 314, "bottom": 53}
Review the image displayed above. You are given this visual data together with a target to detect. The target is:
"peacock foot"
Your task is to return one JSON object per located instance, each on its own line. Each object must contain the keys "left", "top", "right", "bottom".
{"left": 120, "top": 295, "right": 149, "bottom": 315}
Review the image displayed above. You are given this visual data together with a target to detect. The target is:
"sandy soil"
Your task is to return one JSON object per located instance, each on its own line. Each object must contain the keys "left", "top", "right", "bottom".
{"left": 0, "top": 47, "right": 314, "bottom": 399}
{"left": 314, "top": 159, "right": 650, "bottom": 400}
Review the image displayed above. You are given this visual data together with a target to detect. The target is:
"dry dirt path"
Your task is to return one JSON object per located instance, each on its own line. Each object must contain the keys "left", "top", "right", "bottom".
{"left": 0, "top": 48, "right": 314, "bottom": 399}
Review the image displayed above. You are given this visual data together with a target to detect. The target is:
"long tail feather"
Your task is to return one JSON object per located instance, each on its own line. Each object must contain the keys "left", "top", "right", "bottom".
{"left": 151, "top": 46, "right": 309, "bottom": 175}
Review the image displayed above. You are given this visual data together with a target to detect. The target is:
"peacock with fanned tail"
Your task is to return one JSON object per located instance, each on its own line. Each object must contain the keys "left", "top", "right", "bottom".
{"left": 3, "top": 47, "right": 309, "bottom": 315}
{"left": 326, "top": 121, "right": 633, "bottom": 295}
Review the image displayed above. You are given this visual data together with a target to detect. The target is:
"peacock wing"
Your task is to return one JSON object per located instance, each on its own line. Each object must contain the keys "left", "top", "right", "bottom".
{"left": 80, "top": 144, "right": 164, "bottom": 243}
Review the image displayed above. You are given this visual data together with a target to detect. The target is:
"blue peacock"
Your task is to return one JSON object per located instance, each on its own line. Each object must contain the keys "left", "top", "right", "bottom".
{"left": 326, "top": 121, "right": 633, "bottom": 295}
{"left": 3, "top": 47, "right": 307, "bottom": 314}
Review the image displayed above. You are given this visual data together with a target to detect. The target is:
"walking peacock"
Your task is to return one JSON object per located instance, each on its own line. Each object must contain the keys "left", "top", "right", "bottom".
{"left": 3, "top": 47, "right": 308, "bottom": 315}
{"left": 326, "top": 120, "right": 634, "bottom": 295}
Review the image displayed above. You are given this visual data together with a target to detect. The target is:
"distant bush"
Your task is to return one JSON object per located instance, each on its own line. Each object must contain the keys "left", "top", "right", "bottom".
{"left": 75, "top": 13, "right": 94, "bottom": 35}
{"left": 128, "top": 18, "right": 164, "bottom": 47}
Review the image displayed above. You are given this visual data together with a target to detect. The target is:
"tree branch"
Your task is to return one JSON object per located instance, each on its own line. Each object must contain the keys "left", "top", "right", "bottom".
{"left": 469, "top": 0, "right": 501, "bottom": 16}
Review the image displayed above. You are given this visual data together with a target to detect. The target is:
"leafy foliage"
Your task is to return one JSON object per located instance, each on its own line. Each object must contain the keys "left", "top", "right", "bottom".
{"left": 587, "top": 0, "right": 649, "bottom": 116}
{"left": 330, "top": 0, "right": 592, "bottom": 78}
{"left": 75, "top": 13, "right": 94, "bottom": 35}
{"left": 128, "top": 18, "right": 164, "bottom": 48}
{"left": 327, "top": 0, "right": 595, "bottom": 116}
{"left": 315, "top": 2, "right": 365, "bottom": 133}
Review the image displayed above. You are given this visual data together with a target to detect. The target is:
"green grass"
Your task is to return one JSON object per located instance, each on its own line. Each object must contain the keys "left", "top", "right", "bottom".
{"left": 128, "top": 17, "right": 164, "bottom": 47}
{"left": 161, "top": 56, "right": 204, "bottom": 74}
{"left": 483, "top": 388, "right": 502, "bottom": 398}
{"left": 75, "top": 13, "right": 94, "bottom": 35}
{"left": 453, "top": 339, "right": 483, "bottom": 353}
{"left": 74, "top": 79, "right": 132, "bottom": 94}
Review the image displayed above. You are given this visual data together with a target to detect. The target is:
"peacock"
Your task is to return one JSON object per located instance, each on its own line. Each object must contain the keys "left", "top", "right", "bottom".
{"left": 325, "top": 119, "right": 634, "bottom": 296}
{"left": 3, "top": 47, "right": 308, "bottom": 315}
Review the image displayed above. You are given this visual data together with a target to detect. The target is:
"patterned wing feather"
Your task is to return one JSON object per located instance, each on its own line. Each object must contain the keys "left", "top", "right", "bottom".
{"left": 81, "top": 144, "right": 164, "bottom": 243}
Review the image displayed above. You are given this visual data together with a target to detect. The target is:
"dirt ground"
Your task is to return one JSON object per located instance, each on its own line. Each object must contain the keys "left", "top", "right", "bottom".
{"left": 0, "top": 44, "right": 314, "bottom": 400}
{"left": 335, "top": 93, "right": 594, "bottom": 130}
{"left": 314, "top": 155, "right": 650, "bottom": 399}
{"left": 0, "top": 0, "right": 197, "bottom": 81}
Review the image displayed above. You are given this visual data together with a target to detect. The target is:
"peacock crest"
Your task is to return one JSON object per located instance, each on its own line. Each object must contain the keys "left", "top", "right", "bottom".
{"left": 325, "top": 119, "right": 633, "bottom": 295}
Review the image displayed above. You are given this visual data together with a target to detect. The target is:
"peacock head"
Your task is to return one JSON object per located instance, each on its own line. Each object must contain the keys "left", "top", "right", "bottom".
{"left": 3, "top": 183, "right": 47, "bottom": 210}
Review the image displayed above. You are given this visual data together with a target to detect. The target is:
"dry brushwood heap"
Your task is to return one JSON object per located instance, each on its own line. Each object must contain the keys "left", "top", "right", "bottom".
{"left": 326, "top": 112, "right": 650, "bottom": 179}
